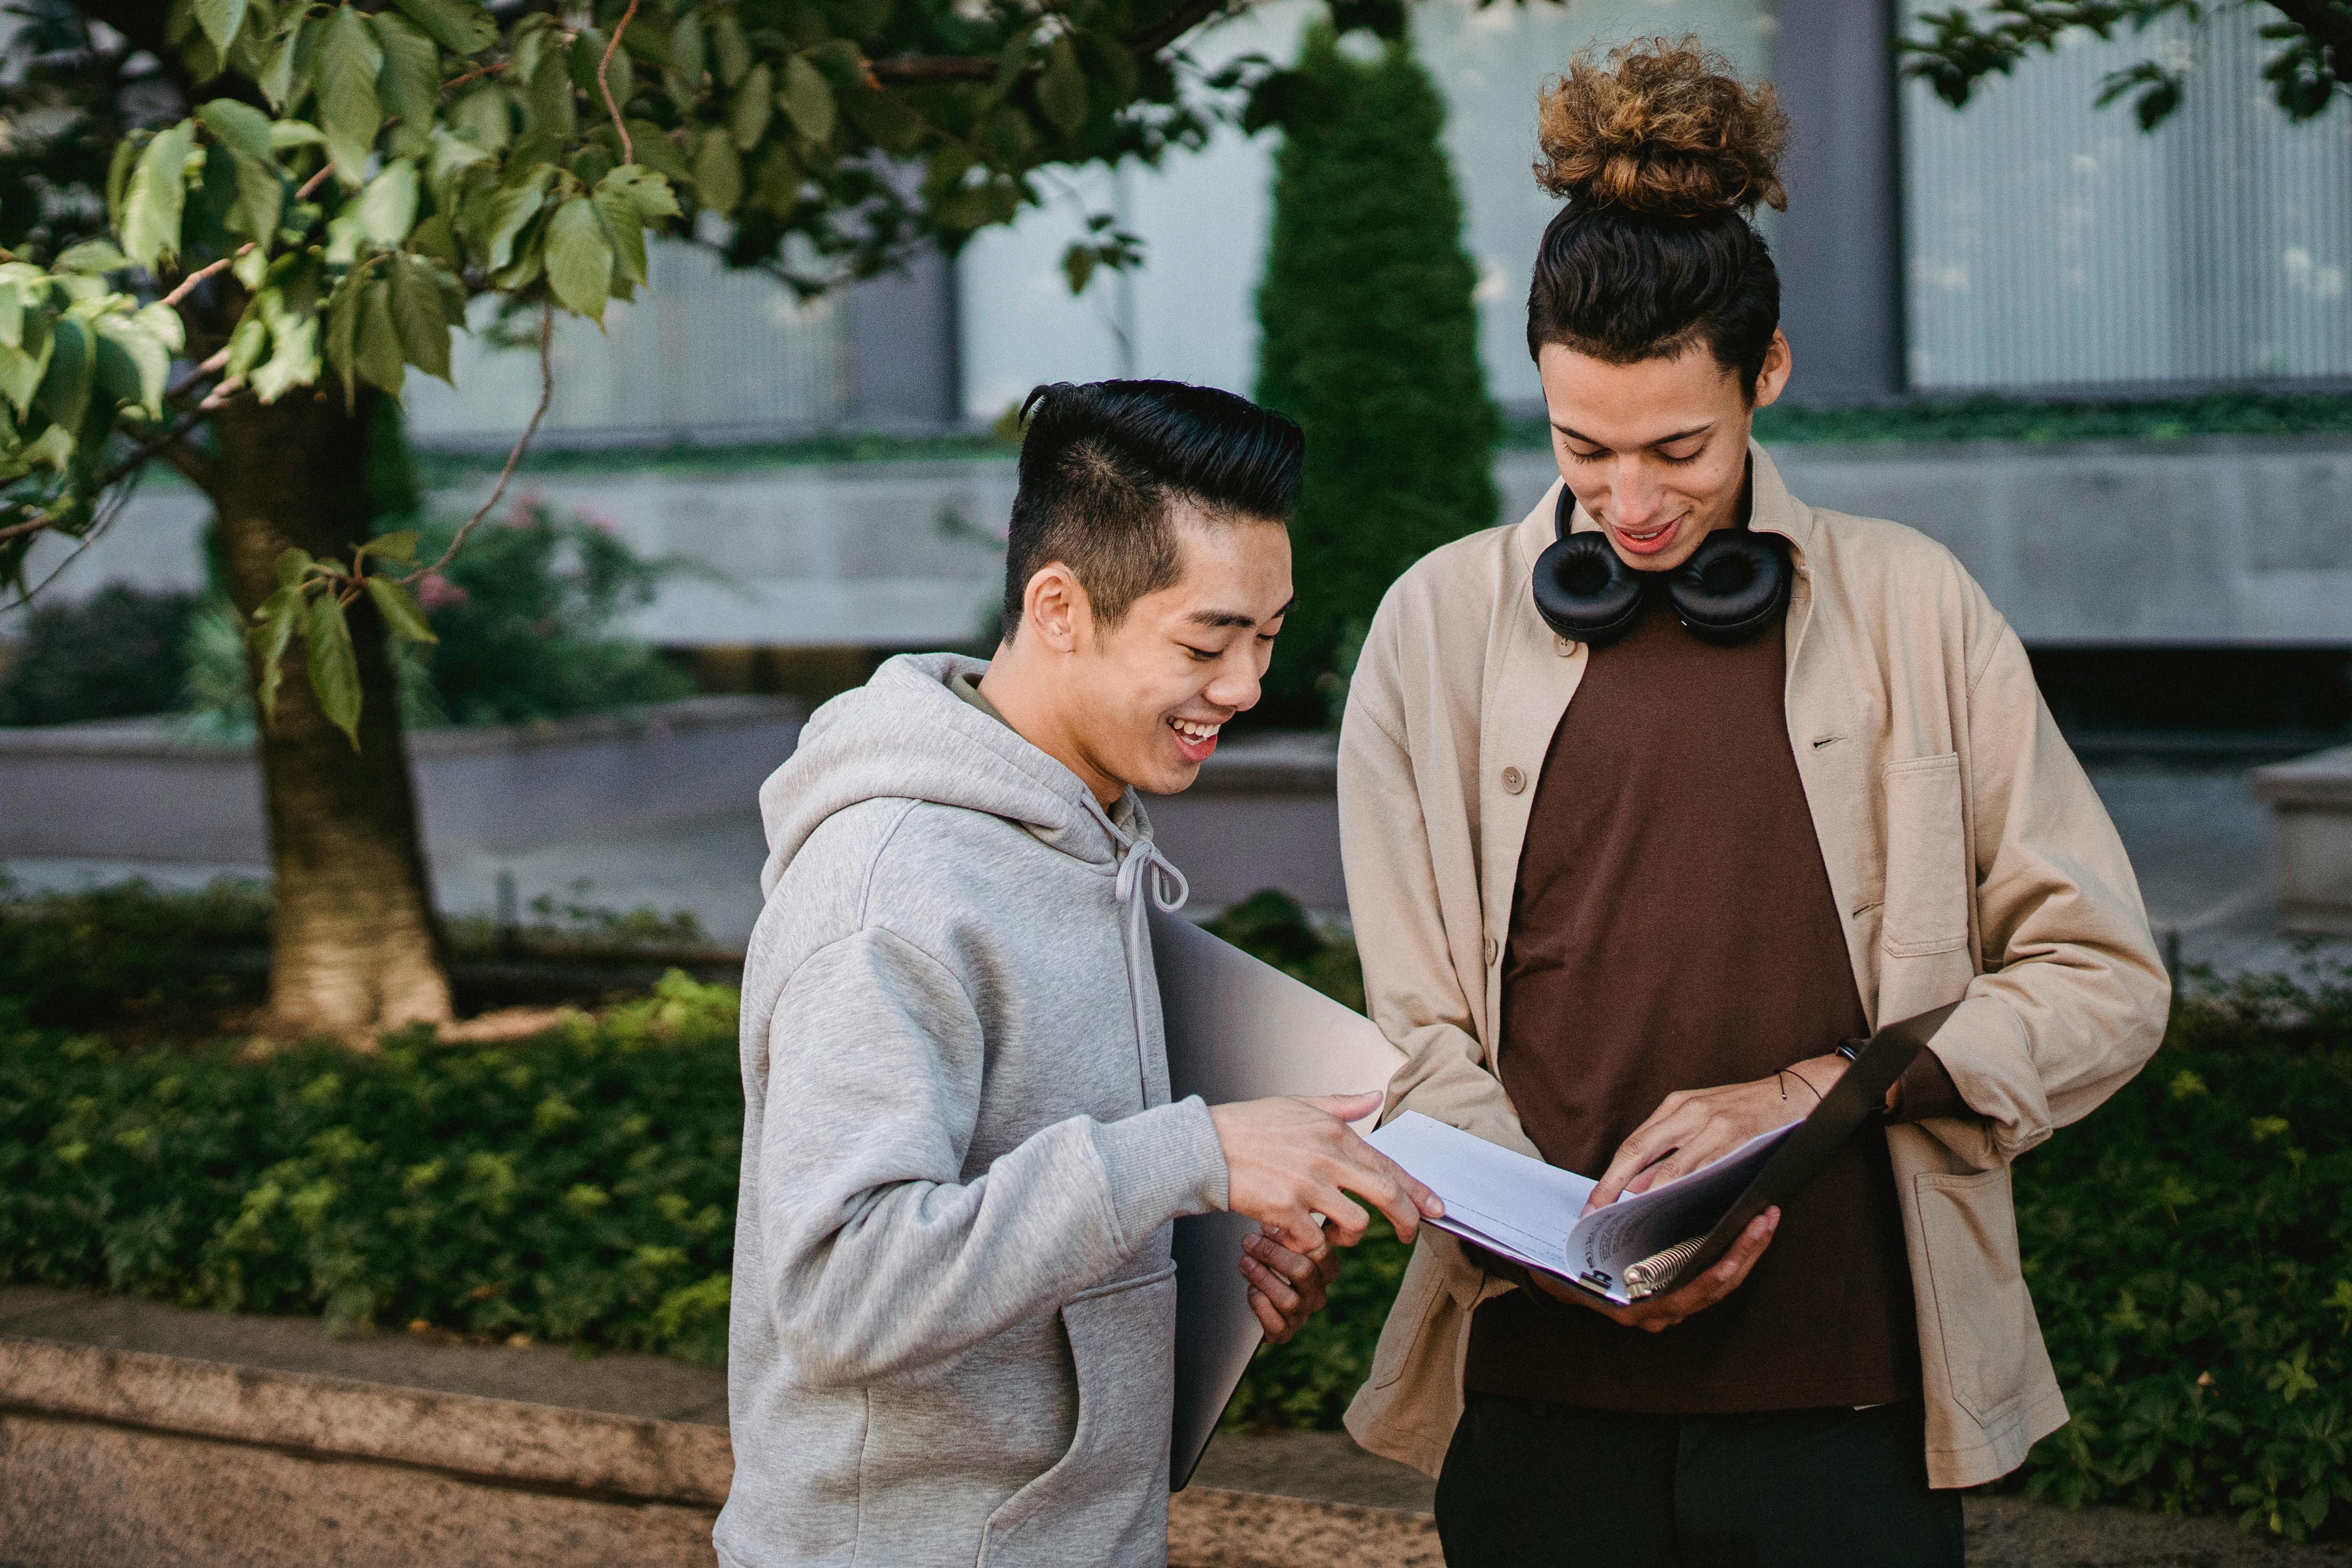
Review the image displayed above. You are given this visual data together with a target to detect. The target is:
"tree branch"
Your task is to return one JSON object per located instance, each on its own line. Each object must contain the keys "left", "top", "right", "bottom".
{"left": 158, "top": 247, "right": 250, "bottom": 310}
{"left": 597, "top": 0, "right": 642, "bottom": 163}
{"left": 868, "top": 55, "right": 999, "bottom": 83}
{"left": 1126, "top": 0, "right": 1238, "bottom": 63}
{"left": 404, "top": 301, "right": 554, "bottom": 584}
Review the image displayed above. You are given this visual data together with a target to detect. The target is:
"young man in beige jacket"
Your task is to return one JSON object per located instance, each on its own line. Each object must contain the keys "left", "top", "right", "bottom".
{"left": 1339, "top": 44, "right": 2169, "bottom": 1565}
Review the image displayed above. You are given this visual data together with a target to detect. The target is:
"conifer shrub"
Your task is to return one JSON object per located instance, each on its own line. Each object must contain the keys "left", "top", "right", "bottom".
{"left": 1253, "top": 24, "right": 1499, "bottom": 723}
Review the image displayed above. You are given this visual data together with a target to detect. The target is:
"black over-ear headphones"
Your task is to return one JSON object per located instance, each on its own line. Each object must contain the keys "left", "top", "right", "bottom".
{"left": 1530, "top": 487, "right": 1793, "bottom": 649}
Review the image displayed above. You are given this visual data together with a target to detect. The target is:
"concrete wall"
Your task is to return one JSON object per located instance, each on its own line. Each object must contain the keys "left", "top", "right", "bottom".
{"left": 0, "top": 697, "right": 802, "bottom": 864}
{"left": 33, "top": 436, "right": 2352, "bottom": 655}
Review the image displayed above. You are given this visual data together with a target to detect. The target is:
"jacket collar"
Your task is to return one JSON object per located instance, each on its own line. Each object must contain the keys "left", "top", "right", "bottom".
{"left": 1510, "top": 439, "right": 1815, "bottom": 574}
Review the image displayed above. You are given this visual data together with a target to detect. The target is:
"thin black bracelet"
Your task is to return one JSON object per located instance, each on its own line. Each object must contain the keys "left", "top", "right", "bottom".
{"left": 1785, "top": 1063, "right": 1825, "bottom": 1102}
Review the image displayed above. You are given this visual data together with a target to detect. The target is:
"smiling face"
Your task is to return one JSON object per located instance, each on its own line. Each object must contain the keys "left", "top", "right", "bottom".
{"left": 1537, "top": 332, "right": 1790, "bottom": 572}
{"left": 983, "top": 500, "right": 1293, "bottom": 803}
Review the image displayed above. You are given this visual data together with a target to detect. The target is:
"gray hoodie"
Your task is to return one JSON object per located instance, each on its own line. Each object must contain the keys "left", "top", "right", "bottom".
{"left": 715, "top": 652, "right": 1232, "bottom": 1568}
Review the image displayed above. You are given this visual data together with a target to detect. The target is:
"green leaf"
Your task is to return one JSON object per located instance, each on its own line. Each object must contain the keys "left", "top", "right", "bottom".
{"left": 250, "top": 310, "right": 320, "bottom": 403}
{"left": 371, "top": 11, "right": 440, "bottom": 156}
{"left": 599, "top": 163, "right": 679, "bottom": 221}
{"left": 779, "top": 56, "right": 835, "bottom": 144}
{"left": 689, "top": 131, "right": 741, "bottom": 214}
{"left": 0, "top": 285, "right": 20, "bottom": 352}
{"left": 544, "top": 196, "right": 613, "bottom": 323}
{"left": 1037, "top": 36, "right": 1089, "bottom": 137}
{"left": 358, "top": 529, "right": 419, "bottom": 563}
{"left": 55, "top": 240, "right": 129, "bottom": 275}
{"left": 194, "top": 0, "right": 248, "bottom": 53}
{"left": 356, "top": 274, "right": 405, "bottom": 397}
{"left": 353, "top": 158, "right": 420, "bottom": 246}
{"left": 276, "top": 547, "right": 316, "bottom": 591}
{"left": 805, "top": 40, "right": 868, "bottom": 90}
{"left": 709, "top": 11, "right": 749, "bottom": 86}
{"left": 729, "top": 61, "right": 774, "bottom": 149}
{"left": 387, "top": 255, "right": 451, "bottom": 381}
{"left": 248, "top": 585, "right": 301, "bottom": 721}
{"left": 197, "top": 98, "right": 274, "bottom": 162}
{"left": 136, "top": 302, "right": 188, "bottom": 355}
{"left": 257, "top": 14, "right": 308, "bottom": 108}
{"left": 225, "top": 307, "right": 269, "bottom": 378}
{"left": 106, "top": 136, "right": 140, "bottom": 230}
{"left": 316, "top": 3, "right": 386, "bottom": 187}
{"left": 669, "top": 12, "right": 706, "bottom": 85}
{"left": 364, "top": 575, "right": 438, "bottom": 643}
{"left": 303, "top": 588, "right": 363, "bottom": 747}
{"left": 34, "top": 316, "right": 92, "bottom": 432}
{"left": 477, "top": 165, "right": 555, "bottom": 272}
{"left": 203, "top": 102, "right": 287, "bottom": 246}
{"left": 526, "top": 46, "right": 577, "bottom": 138}
{"left": 389, "top": 0, "right": 494, "bottom": 55}
{"left": 0, "top": 334, "right": 50, "bottom": 417}
{"left": 592, "top": 188, "right": 647, "bottom": 286}
{"left": 93, "top": 317, "right": 170, "bottom": 419}
{"left": 122, "top": 119, "right": 198, "bottom": 271}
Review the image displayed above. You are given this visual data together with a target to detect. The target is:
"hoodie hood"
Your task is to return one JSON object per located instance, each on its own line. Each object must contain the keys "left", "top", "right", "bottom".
{"left": 759, "top": 652, "right": 1138, "bottom": 898}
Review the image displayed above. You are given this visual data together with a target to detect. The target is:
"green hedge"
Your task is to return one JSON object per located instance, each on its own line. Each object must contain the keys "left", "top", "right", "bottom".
{"left": 1, "top": 889, "right": 2347, "bottom": 1538}
{"left": 0, "top": 975, "right": 742, "bottom": 1362}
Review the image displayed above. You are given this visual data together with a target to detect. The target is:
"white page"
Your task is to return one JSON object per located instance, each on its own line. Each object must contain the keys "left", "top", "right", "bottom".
{"left": 1366, "top": 1111, "right": 1797, "bottom": 1301}
{"left": 1364, "top": 1113, "right": 1593, "bottom": 1274}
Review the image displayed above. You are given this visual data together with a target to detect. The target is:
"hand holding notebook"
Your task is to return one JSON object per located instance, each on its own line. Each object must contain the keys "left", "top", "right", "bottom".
{"left": 1365, "top": 1004, "right": 1958, "bottom": 1307}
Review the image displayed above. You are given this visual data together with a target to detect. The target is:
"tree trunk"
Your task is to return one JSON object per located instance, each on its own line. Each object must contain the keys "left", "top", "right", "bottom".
{"left": 210, "top": 388, "right": 452, "bottom": 1041}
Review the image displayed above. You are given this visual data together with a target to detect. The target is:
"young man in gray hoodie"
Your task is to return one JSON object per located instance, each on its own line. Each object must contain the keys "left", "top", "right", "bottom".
{"left": 716, "top": 380, "right": 1440, "bottom": 1568}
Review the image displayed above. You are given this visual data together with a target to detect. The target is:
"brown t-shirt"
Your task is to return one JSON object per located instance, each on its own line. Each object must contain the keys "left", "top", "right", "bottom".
{"left": 1462, "top": 599, "right": 1925, "bottom": 1413}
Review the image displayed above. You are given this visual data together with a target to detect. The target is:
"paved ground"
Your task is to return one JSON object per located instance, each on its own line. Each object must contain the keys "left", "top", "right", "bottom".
{"left": 9, "top": 756, "right": 2346, "bottom": 977}
{"left": 6, "top": 1285, "right": 2349, "bottom": 1565}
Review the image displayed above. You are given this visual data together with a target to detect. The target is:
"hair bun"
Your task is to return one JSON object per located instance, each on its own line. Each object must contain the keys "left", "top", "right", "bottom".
{"left": 1535, "top": 38, "right": 1788, "bottom": 217}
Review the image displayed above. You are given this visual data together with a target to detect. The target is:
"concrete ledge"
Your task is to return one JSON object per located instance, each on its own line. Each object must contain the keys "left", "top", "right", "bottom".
{"left": 0, "top": 1336, "right": 731, "bottom": 1508}
{"left": 2249, "top": 744, "right": 2352, "bottom": 934}
{"left": 0, "top": 695, "right": 803, "bottom": 863}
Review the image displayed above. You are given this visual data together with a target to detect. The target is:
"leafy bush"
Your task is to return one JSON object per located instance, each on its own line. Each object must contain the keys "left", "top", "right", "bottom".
{"left": 0, "top": 585, "right": 198, "bottom": 726}
{"left": 180, "top": 498, "right": 693, "bottom": 738}
{"left": 412, "top": 499, "right": 695, "bottom": 726}
{"left": 0, "top": 973, "right": 743, "bottom": 1362}
{"left": 1253, "top": 24, "right": 1498, "bottom": 724}
{"left": 2014, "top": 960, "right": 2352, "bottom": 1539}
{"left": 0, "top": 876, "right": 271, "bottom": 1036}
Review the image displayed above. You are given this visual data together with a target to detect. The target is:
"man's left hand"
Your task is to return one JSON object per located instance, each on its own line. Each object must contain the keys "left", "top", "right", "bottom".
{"left": 1240, "top": 1224, "right": 1342, "bottom": 1343}
{"left": 1585, "top": 1055, "right": 1853, "bottom": 1214}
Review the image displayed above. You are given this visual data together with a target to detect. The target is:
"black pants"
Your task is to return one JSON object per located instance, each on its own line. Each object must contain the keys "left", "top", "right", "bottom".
{"left": 1434, "top": 1394, "right": 1965, "bottom": 1568}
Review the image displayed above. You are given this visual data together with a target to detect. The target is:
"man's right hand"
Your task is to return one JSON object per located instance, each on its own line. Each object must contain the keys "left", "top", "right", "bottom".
{"left": 1207, "top": 1092, "right": 1443, "bottom": 1257}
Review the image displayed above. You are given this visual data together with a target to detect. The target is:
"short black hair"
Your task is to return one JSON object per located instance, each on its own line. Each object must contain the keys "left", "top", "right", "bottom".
{"left": 1002, "top": 379, "right": 1303, "bottom": 634}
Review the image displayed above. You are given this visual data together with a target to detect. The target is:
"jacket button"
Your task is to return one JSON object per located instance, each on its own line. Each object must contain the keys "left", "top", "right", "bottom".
{"left": 1501, "top": 766, "right": 1526, "bottom": 794}
{"left": 1483, "top": 936, "right": 1499, "bottom": 967}
{"left": 1555, "top": 636, "right": 1574, "bottom": 657}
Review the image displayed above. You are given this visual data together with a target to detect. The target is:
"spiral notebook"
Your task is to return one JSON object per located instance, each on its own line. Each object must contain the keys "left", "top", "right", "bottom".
{"left": 1364, "top": 1003, "right": 1957, "bottom": 1306}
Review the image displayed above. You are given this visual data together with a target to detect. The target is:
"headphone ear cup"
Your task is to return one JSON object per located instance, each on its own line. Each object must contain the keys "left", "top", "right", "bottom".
{"left": 1531, "top": 531, "right": 1647, "bottom": 648}
{"left": 1664, "top": 532, "right": 1793, "bottom": 646}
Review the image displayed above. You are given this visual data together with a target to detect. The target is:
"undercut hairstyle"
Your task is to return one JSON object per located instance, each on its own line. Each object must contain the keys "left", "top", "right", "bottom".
{"left": 1525, "top": 38, "right": 1789, "bottom": 398}
{"left": 1000, "top": 379, "right": 1304, "bottom": 634}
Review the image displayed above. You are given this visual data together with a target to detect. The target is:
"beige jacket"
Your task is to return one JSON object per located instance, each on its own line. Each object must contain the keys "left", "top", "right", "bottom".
{"left": 1337, "top": 444, "right": 2169, "bottom": 1490}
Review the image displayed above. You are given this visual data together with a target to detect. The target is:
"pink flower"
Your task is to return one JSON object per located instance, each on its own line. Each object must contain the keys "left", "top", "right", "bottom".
{"left": 416, "top": 572, "right": 470, "bottom": 611}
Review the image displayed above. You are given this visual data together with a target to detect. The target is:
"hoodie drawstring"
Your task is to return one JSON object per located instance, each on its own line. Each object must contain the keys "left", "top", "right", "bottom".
{"left": 1113, "top": 835, "right": 1189, "bottom": 1104}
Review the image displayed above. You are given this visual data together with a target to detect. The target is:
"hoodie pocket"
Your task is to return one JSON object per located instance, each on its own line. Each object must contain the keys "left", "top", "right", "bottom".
{"left": 1882, "top": 753, "right": 1971, "bottom": 958}
{"left": 978, "top": 1263, "right": 1178, "bottom": 1567}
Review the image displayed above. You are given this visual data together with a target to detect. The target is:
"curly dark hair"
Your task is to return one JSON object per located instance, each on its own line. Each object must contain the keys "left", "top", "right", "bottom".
{"left": 1525, "top": 38, "right": 1790, "bottom": 396}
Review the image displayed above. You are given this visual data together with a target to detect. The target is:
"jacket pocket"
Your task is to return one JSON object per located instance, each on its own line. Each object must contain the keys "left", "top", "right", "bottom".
{"left": 1913, "top": 1167, "right": 2038, "bottom": 1426}
{"left": 1366, "top": 1239, "right": 1448, "bottom": 1392}
{"left": 1882, "top": 753, "right": 1970, "bottom": 957}
{"left": 978, "top": 1263, "right": 1177, "bottom": 1567}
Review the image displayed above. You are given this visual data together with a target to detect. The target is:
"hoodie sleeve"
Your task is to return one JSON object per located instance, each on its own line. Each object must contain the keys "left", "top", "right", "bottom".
{"left": 754, "top": 924, "right": 1228, "bottom": 1388}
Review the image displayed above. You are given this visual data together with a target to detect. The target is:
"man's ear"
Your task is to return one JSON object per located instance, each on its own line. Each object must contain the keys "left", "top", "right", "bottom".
{"left": 1751, "top": 330, "right": 1792, "bottom": 409}
{"left": 1020, "top": 562, "right": 1092, "bottom": 654}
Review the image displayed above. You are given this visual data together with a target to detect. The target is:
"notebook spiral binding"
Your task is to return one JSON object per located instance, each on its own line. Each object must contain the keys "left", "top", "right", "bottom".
{"left": 1623, "top": 1235, "right": 1710, "bottom": 1300}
